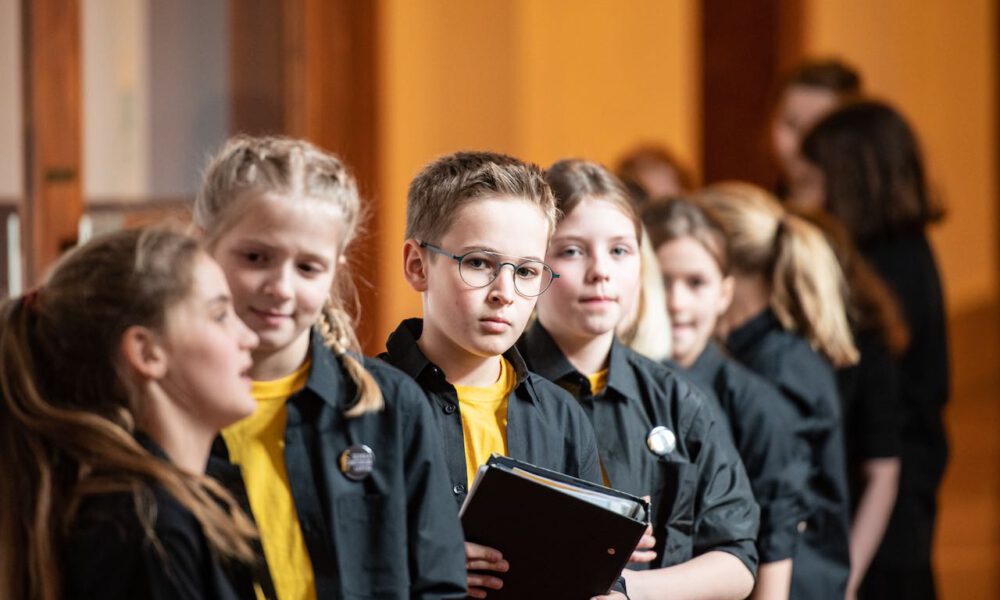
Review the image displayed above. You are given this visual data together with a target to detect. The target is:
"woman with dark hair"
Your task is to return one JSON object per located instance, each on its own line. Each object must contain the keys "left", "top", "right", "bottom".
{"left": 801, "top": 100, "right": 949, "bottom": 600}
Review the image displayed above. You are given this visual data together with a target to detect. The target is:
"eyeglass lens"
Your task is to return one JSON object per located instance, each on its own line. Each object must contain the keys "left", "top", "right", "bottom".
{"left": 458, "top": 250, "right": 553, "bottom": 296}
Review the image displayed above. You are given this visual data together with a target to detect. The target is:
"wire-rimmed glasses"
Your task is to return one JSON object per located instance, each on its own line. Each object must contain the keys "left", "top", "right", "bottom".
{"left": 419, "top": 241, "right": 559, "bottom": 297}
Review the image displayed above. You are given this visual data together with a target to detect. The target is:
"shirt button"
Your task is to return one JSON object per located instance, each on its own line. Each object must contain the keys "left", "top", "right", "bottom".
{"left": 453, "top": 483, "right": 466, "bottom": 495}
{"left": 797, "top": 520, "right": 808, "bottom": 533}
{"left": 444, "top": 403, "right": 457, "bottom": 415}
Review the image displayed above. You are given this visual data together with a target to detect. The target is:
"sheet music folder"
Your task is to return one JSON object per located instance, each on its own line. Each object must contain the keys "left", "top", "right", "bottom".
{"left": 459, "top": 455, "right": 650, "bottom": 599}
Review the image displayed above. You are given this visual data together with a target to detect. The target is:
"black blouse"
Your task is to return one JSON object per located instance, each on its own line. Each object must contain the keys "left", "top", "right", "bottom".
{"left": 518, "top": 324, "right": 760, "bottom": 576}
{"left": 62, "top": 436, "right": 255, "bottom": 600}
{"left": 684, "top": 341, "right": 811, "bottom": 564}
{"left": 862, "top": 233, "right": 949, "bottom": 570}
{"left": 727, "top": 309, "right": 851, "bottom": 600}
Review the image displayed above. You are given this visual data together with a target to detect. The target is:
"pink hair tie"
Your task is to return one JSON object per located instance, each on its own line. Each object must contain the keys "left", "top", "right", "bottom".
{"left": 22, "top": 288, "right": 42, "bottom": 313}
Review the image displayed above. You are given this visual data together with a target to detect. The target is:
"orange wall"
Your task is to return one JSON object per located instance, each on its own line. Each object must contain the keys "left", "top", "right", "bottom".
{"left": 804, "top": 0, "right": 999, "bottom": 314}
{"left": 375, "top": 0, "right": 699, "bottom": 347}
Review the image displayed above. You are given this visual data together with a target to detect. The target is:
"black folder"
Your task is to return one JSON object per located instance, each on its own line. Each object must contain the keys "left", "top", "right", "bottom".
{"left": 459, "top": 455, "right": 650, "bottom": 599}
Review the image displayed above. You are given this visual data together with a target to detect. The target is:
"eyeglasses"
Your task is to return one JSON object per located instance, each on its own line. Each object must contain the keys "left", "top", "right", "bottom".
{"left": 419, "top": 241, "right": 559, "bottom": 297}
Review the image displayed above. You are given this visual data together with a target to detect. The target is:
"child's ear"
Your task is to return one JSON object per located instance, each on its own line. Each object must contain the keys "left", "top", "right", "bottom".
{"left": 402, "top": 239, "right": 429, "bottom": 292}
{"left": 120, "top": 326, "right": 169, "bottom": 380}
{"left": 718, "top": 274, "right": 736, "bottom": 316}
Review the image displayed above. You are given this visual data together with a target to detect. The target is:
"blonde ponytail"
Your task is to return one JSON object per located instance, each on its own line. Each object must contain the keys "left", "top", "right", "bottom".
{"left": 771, "top": 215, "right": 859, "bottom": 367}
{"left": 697, "top": 182, "right": 858, "bottom": 367}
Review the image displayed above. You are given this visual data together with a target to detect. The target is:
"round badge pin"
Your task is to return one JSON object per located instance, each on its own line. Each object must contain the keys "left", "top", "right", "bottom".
{"left": 339, "top": 444, "right": 375, "bottom": 481}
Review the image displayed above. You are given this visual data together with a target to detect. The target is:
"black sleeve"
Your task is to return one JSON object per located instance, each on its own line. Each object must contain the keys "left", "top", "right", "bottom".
{"left": 853, "top": 336, "right": 904, "bottom": 460}
{"left": 723, "top": 369, "right": 810, "bottom": 563}
{"left": 400, "top": 380, "right": 469, "bottom": 599}
{"left": 684, "top": 387, "right": 761, "bottom": 576}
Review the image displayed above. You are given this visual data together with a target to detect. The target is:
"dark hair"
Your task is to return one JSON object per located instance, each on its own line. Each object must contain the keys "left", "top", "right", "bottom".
{"left": 642, "top": 197, "right": 730, "bottom": 275}
{"left": 782, "top": 58, "right": 862, "bottom": 97}
{"left": 799, "top": 211, "right": 910, "bottom": 356}
{"left": 801, "top": 100, "right": 944, "bottom": 246}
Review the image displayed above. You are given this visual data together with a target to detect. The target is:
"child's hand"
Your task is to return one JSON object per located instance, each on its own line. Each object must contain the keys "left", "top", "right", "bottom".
{"left": 465, "top": 542, "right": 508, "bottom": 599}
{"left": 628, "top": 523, "right": 657, "bottom": 564}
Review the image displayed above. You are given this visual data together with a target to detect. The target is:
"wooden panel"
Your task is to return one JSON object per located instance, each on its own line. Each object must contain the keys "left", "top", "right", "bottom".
{"left": 21, "top": 0, "right": 83, "bottom": 283}
{"left": 229, "top": 0, "right": 287, "bottom": 135}
{"left": 230, "top": 0, "right": 381, "bottom": 351}
{"left": 700, "top": 0, "right": 804, "bottom": 187}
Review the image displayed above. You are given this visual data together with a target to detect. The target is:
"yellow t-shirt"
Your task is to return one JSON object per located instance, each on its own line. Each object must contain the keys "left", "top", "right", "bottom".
{"left": 454, "top": 358, "right": 517, "bottom": 486}
{"left": 587, "top": 368, "right": 609, "bottom": 396}
{"left": 221, "top": 361, "right": 316, "bottom": 600}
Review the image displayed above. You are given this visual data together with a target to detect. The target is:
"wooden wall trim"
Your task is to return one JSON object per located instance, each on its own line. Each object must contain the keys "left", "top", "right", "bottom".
{"left": 230, "top": 0, "right": 381, "bottom": 351}
{"left": 21, "top": 0, "right": 83, "bottom": 282}
{"left": 700, "top": 0, "right": 804, "bottom": 187}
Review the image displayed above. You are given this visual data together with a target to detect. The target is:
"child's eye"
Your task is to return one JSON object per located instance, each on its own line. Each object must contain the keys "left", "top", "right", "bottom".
{"left": 610, "top": 245, "right": 633, "bottom": 257}
{"left": 515, "top": 264, "right": 541, "bottom": 280}
{"left": 298, "top": 262, "right": 323, "bottom": 275}
{"left": 688, "top": 276, "right": 707, "bottom": 288}
{"left": 213, "top": 308, "right": 229, "bottom": 323}
{"left": 559, "top": 246, "right": 583, "bottom": 258}
{"left": 242, "top": 251, "right": 265, "bottom": 264}
{"left": 463, "top": 255, "right": 495, "bottom": 271}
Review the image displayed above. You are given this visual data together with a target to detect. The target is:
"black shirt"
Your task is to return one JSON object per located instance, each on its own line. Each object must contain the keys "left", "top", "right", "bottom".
{"left": 684, "top": 341, "right": 811, "bottom": 564}
{"left": 862, "top": 234, "right": 949, "bottom": 570}
{"left": 727, "top": 309, "right": 851, "bottom": 600}
{"left": 212, "top": 332, "right": 467, "bottom": 600}
{"left": 518, "top": 324, "right": 760, "bottom": 576}
{"left": 381, "top": 318, "right": 603, "bottom": 506}
{"left": 63, "top": 435, "right": 254, "bottom": 600}
{"left": 836, "top": 330, "right": 903, "bottom": 508}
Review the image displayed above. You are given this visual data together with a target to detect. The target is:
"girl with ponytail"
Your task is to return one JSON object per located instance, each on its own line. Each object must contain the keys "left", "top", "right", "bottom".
{"left": 696, "top": 182, "right": 857, "bottom": 600}
{"left": 1, "top": 227, "right": 260, "bottom": 600}
{"left": 196, "top": 135, "right": 465, "bottom": 599}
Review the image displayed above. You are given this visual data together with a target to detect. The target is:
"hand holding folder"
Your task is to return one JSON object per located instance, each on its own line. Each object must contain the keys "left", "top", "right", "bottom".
{"left": 459, "top": 455, "right": 650, "bottom": 599}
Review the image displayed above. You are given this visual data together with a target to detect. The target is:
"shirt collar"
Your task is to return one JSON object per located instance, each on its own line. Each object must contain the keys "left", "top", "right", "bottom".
{"left": 521, "top": 323, "right": 640, "bottom": 402}
{"left": 688, "top": 340, "right": 726, "bottom": 382}
{"left": 384, "top": 318, "right": 531, "bottom": 387}
{"left": 726, "top": 308, "right": 780, "bottom": 358}
{"left": 300, "top": 328, "right": 347, "bottom": 409}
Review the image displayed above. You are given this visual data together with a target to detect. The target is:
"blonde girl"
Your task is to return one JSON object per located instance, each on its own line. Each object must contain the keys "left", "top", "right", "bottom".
{"left": 643, "top": 197, "right": 813, "bottom": 600}
{"left": 195, "top": 135, "right": 465, "bottom": 600}
{"left": 696, "top": 182, "right": 857, "bottom": 600}
{"left": 1, "top": 227, "right": 260, "bottom": 600}
{"left": 518, "top": 159, "right": 760, "bottom": 600}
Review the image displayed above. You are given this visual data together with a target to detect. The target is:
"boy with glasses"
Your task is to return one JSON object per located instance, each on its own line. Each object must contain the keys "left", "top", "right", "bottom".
{"left": 381, "top": 151, "right": 624, "bottom": 599}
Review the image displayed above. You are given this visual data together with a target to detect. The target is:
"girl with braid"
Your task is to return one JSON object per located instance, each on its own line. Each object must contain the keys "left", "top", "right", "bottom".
{"left": 196, "top": 136, "right": 466, "bottom": 600}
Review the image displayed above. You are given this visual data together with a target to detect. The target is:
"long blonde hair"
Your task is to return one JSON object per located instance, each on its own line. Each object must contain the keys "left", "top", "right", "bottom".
{"left": 697, "top": 182, "right": 858, "bottom": 367}
{"left": 0, "top": 228, "right": 258, "bottom": 600}
{"left": 196, "top": 135, "right": 383, "bottom": 417}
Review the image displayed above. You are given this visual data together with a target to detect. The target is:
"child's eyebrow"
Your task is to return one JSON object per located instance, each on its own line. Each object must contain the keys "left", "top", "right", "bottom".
{"left": 207, "top": 294, "right": 232, "bottom": 308}
{"left": 458, "top": 245, "right": 543, "bottom": 262}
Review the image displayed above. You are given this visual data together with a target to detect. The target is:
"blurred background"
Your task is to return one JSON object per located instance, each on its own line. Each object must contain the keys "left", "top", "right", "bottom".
{"left": 1, "top": 1, "right": 997, "bottom": 596}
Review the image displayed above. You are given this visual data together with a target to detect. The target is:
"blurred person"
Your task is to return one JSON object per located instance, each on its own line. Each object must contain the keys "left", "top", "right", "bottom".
{"left": 644, "top": 197, "right": 812, "bottom": 600}
{"left": 616, "top": 144, "right": 695, "bottom": 206}
{"left": 801, "top": 100, "right": 948, "bottom": 600}
{"left": 801, "top": 211, "right": 908, "bottom": 600}
{"left": 771, "top": 59, "right": 862, "bottom": 207}
{"left": 0, "top": 227, "right": 262, "bottom": 600}
{"left": 698, "top": 182, "right": 858, "bottom": 600}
